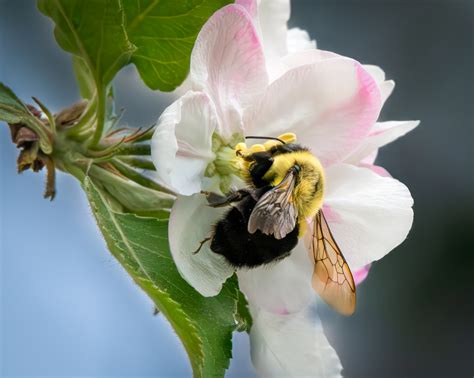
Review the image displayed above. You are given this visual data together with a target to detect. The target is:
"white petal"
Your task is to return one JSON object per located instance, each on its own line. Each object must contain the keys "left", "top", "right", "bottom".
{"left": 361, "top": 150, "right": 378, "bottom": 165}
{"left": 287, "top": 27, "right": 317, "bottom": 54}
{"left": 244, "top": 58, "right": 382, "bottom": 167}
{"left": 238, "top": 241, "right": 314, "bottom": 314}
{"left": 169, "top": 194, "right": 234, "bottom": 296}
{"left": 274, "top": 49, "right": 339, "bottom": 82}
{"left": 380, "top": 80, "right": 395, "bottom": 104}
{"left": 258, "top": 0, "right": 290, "bottom": 60}
{"left": 190, "top": 4, "right": 268, "bottom": 137}
{"left": 250, "top": 303, "right": 342, "bottom": 377}
{"left": 324, "top": 164, "right": 414, "bottom": 270}
{"left": 151, "top": 91, "right": 217, "bottom": 196}
{"left": 344, "top": 120, "right": 420, "bottom": 165}
{"left": 280, "top": 49, "right": 340, "bottom": 75}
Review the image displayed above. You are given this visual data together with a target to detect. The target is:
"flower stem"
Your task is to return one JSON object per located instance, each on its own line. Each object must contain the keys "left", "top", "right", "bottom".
{"left": 131, "top": 125, "right": 154, "bottom": 142}
{"left": 118, "top": 157, "right": 156, "bottom": 170}
{"left": 32, "top": 96, "right": 56, "bottom": 135}
{"left": 111, "top": 158, "right": 174, "bottom": 195}
{"left": 90, "top": 85, "right": 106, "bottom": 147}
{"left": 114, "top": 143, "right": 151, "bottom": 156}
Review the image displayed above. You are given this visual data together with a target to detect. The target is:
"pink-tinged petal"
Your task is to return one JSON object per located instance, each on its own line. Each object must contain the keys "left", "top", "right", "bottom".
{"left": 322, "top": 204, "right": 343, "bottom": 223}
{"left": 344, "top": 120, "right": 420, "bottom": 165}
{"left": 151, "top": 91, "right": 217, "bottom": 196}
{"left": 363, "top": 64, "right": 386, "bottom": 84}
{"left": 249, "top": 303, "right": 342, "bottom": 377}
{"left": 235, "top": 0, "right": 258, "bottom": 18}
{"left": 169, "top": 194, "right": 234, "bottom": 296}
{"left": 360, "top": 163, "right": 392, "bottom": 177}
{"left": 238, "top": 240, "right": 313, "bottom": 315}
{"left": 361, "top": 150, "right": 378, "bottom": 165}
{"left": 244, "top": 58, "right": 382, "bottom": 167}
{"left": 235, "top": 0, "right": 290, "bottom": 79}
{"left": 287, "top": 27, "right": 317, "bottom": 54}
{"left": 190, "top": 4, "right": 268, "bottom": 138}
{"left": 363, "top": 65, "right": 395, "bottom": 104}
{"left": 324, "top": 164, "right": 414, "bottom": 270}
{"left": 353, "top": 264, "right": 372, "bottom": 286}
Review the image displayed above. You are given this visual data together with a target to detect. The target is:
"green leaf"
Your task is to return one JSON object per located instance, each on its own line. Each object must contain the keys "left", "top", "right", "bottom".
{"left": 72, "top": 56, "right": 95, "bottom": 99}
{"left": 38, "top": 0, "right": 136, "bottom": 88}
{"left": 123, "top": 0, "right": 233, "bottom": 91}
{"left": 0, "top": 83, "right": 52, "bottom": 154}
{"left": 87, "top": 164, "right": 175, "bottom": 216}
{"left": 84, "top": 177, "right": 241, "bottom": 377}
{"left": 235, "top": 289, "right": 253, "bottom": 332}
{"left": 38, "top": 0, "right": 137, "bottom": 144}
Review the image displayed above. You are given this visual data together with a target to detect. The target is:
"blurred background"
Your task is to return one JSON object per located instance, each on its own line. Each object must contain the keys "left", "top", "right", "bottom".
{"left": 1, "top": 0, "right": 472, "bottom": 376}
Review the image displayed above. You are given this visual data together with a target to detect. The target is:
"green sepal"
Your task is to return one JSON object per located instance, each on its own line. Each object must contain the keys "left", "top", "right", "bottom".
{"left": 0, "top": 83, "right": 52, "bottom": 154}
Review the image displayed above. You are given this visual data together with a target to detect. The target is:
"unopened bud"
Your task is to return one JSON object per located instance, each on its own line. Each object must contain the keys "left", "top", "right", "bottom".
{"left": 55, "top": 99, "right": 88, "bottom": 127}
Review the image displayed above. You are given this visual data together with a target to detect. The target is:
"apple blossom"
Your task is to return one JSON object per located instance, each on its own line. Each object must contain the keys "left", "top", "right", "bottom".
{"left": 238, "top": 0, "right": 419, "bottom": 288}
{"left": 151, "top": 2, "right": 416, "bottom": 376}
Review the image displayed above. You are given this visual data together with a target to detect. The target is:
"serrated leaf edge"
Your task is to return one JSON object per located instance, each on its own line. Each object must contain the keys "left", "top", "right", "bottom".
{"left": 84, "top": 178, "right": 206, "bottom": 376}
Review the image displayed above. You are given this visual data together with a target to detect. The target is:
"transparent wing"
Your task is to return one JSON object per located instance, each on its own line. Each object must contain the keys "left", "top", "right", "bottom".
{"left": 248, "top": 169, "right": 298, "bottom": 240}
{"left": 308, "top": 210, "right": 356, "bottom": 315}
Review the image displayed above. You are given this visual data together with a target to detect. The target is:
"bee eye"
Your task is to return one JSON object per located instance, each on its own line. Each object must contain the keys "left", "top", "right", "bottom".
{"left": 293, "top": 164, "right": 301, "bottom": 173}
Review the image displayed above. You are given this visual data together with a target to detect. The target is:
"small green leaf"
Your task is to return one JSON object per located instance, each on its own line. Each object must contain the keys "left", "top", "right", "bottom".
{"left": 38, "top": 0, "right": 136, "bottom": 88}
{"left": 124, "top": 0, "right": 233, "bottom": 91}
{"left": 0, "top": 83, "right": 31, "bottom": 122}
{"left": 0, "top": 83, "right": 52, "bottom": 154}
{"left": 84, "top": 177, "right": 241, "bottom": 377}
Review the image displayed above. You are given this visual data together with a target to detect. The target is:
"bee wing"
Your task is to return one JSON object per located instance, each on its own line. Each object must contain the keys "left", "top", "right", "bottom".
{"left": 307, "top": 210, "right": 356, "bottom": 316}
{"left": 247, "top": 169, "right": 298, "bottom": 240}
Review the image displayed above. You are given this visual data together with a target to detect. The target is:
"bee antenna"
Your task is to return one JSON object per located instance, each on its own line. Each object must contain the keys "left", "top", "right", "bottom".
{"left": 245, "top": 136, "right": 286, "bottom": 144}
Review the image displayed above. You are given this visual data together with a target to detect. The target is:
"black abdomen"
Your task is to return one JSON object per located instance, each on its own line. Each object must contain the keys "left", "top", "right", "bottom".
{"left": 210, "top": 187, "right": 299, "bottom": 268}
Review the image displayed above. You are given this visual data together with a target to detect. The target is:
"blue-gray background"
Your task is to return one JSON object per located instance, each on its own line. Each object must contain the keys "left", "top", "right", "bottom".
{"left": 1, "top": 0, "right": 472, "bottom": 377}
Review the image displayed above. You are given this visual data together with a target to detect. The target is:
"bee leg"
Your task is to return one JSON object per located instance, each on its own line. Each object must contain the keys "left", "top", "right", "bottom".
{"left": 201, "top": 190, "right": 251, "bottom": 208}
{"left": 192, "top": 236, "right": 212, "bottom": 255}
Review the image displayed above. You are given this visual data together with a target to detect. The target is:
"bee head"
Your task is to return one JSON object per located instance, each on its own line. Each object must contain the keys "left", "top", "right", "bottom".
{"left": 234, "top": 133, "right": 297, "bottom": 158}
{"left": 245, "top": 133, "right": 296, "bottom": 146}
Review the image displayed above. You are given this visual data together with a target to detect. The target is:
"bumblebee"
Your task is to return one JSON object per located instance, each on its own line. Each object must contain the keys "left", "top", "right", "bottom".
{"left": 200, "top": 133, "right": 356, "bottom": 315}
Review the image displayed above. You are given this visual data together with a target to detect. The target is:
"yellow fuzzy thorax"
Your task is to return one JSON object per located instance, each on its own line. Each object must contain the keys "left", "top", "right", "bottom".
{"left": 234, "top": 133, "right": 325, "bottom": 237}
{"left": 264, "top": 150, "right": 325, "bottom": 236}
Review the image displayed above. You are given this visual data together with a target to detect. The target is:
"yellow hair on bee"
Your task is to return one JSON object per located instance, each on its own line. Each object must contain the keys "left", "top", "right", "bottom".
{"left": 263, "top": 150, "right": 325, "bottom": 236}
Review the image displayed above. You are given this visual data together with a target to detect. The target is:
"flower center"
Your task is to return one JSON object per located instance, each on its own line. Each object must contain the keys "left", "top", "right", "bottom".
{"left": 205, "top": 133, "right": 244, "bottom": 193}
{"left": 204, "top": 132, "right": 298, "bottom": 194}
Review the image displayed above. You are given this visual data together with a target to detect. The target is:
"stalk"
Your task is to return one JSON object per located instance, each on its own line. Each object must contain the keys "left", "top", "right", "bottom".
{"left": 118, "top": 157, "right": 156, "bottom": 170}
{"left": 111, "top": 158, "right": 174, "bottom": 195}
